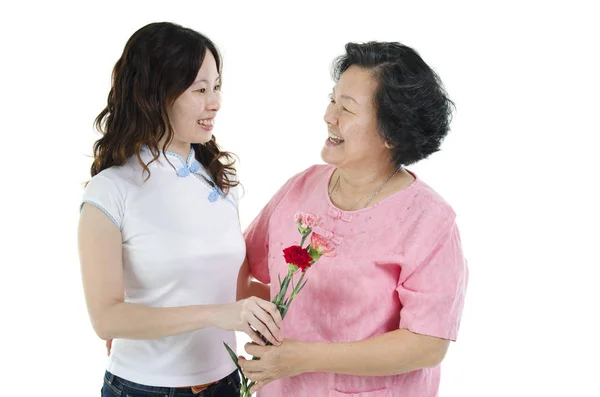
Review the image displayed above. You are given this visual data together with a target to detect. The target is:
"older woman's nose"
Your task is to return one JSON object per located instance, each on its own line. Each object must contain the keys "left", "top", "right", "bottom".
{"left": 324, "top": 106, "right": 338, "bottom": 126}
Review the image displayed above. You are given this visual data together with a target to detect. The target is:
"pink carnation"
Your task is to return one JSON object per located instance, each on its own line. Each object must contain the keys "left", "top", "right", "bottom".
{"left": 294, "top": 212, "right": 321, "bottom": 229}
{"left": 310, "top": 233, "right": 336, "bottom": 257}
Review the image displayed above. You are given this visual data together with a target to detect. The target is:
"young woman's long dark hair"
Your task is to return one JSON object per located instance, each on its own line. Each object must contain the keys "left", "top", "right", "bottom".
{"left": 91, "top": 22, "right": 238, "bottom": 193}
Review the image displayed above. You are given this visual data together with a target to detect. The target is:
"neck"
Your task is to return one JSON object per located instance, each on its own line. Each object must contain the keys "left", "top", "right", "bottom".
{"left": 335, "top": 161, "right": 400, "bottom": 197}
{"left": 161, "top": 139, "right": 192, "bottom": 160}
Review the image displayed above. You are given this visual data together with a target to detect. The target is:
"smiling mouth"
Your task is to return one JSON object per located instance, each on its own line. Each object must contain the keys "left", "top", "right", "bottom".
{"left": 328, "top": 131, "right": 344, "bottom": 144}
{"left": 197, "top": 119, "right": 214, "bottom": 126}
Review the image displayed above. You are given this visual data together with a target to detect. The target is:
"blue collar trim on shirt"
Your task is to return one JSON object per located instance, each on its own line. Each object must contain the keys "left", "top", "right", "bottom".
{"left": 175, "top": 158, "right": 201, "bottom": 177}
{"left": 165, "top": 149, "right": 229, "bottom": 203}
{"left": 142, "top": 145, "right": 234, "bottom": 206}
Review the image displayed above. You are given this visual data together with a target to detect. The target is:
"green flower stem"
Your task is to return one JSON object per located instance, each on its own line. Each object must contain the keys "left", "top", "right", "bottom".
{"left": 292, "top": 271, "right": 306, "bottom": 297}
{"left": 228, "top": 265, "right": 305, "bottom": 396}
{"left": 300, "top": 232, "right": 309, "bottom": 248}
{"left": 273, "top": 268, "right": 295, "bottom": 306}
{"left": 282, "top": 270, "right": 306, "bottom": 317}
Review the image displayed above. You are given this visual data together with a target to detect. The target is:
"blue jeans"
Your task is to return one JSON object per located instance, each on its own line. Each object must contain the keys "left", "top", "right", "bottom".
{"left": 101, "top": 370, "right": 241, "bottom": 397}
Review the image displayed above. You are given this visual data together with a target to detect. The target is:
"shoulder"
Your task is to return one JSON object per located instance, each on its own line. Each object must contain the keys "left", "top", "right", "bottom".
{"left": 413, "top": 178, "right": 456, "bottom": 221}
{"left": 94, "top": 154, "right": 152, "bottom": 186}
{"left": 282, "top": 163, "right": 333, "bottom": 193}
{"left": 248, "top": 164, "right": 332, "bottom": 216}
{"left": 394, "top": 175, "right": 458, "bottom": 244}
{"left": 83, "top": 158, "right": 146, "bottom": 203}
{"left": 86, "top": 165, "right": 129, "bottom": 190}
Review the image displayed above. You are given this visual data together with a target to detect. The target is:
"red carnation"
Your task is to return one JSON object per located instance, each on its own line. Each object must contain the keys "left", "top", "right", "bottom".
{"left": 283, "top": 245, "right": 312, "bottom": 272}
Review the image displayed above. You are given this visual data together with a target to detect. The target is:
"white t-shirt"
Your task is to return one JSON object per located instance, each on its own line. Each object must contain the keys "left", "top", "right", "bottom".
{"left": 81, "top": 146, "right": 245, "bottom": 387}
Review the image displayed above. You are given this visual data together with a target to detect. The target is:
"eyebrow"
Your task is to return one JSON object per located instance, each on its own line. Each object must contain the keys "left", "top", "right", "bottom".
{"left": 332, "top": 87, "right": 359, "bottom": 105}
{"left": 194, "top": 76, "right": 221, "bottom": 84}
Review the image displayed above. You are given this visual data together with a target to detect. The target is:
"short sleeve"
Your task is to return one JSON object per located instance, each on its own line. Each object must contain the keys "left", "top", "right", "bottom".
{"left": 244, "top": 171, "right": 305, "bottom": 284}
{"left": 80, "top": 174, "right": 125, "bottom": 230}
{"left": 396, "top": 220, "right": 468, "bottom": 341}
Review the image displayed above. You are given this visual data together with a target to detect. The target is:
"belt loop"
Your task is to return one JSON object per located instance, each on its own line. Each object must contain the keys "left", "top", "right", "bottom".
{"left": 168, "top": 387, "right": 176, "bottom": 397}
{"left": 106, "top": 371, "right": 115, "bottom": 384}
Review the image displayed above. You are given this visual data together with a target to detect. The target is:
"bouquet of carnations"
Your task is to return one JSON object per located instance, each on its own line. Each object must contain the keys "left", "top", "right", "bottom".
{"left": 224, "top": 212, "right": 335, "bottom": 396}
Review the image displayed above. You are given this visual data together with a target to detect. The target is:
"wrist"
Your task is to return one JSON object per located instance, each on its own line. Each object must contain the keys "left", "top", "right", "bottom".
{"left": 300, "top": 341, "right": 326, "bottom": 373}
{"left": 195, "top": 303, "right": 222, "bottom": 329}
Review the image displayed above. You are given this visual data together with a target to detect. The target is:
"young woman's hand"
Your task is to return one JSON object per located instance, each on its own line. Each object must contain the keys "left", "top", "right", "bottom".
{"left": 217, "top": 297, "right": 282, "bottom": 346}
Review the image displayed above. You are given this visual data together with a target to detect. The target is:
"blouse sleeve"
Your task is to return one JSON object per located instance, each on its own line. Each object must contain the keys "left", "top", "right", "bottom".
{"left": 396, "top": 218, "right": 468, "bottom": 341}
{"left": 80, "top": 174, "right": 126, "bottom": 230}
{"left": 244, "top": 170, "right": 307, "bottom": 284}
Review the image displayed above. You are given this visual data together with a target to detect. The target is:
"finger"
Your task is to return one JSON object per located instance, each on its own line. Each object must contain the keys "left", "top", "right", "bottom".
{"left": 247, "top": 314, "right": 281, "bottom": 346}
{"left": 239, "top": 358, "right": 261, "bottom": 373}
{"left": 243, "top": 324, "right": 266, "bottom": 346}
{"left": 248, "top": 300, "right": 281, "bottom": 338}
{"left": 254, "top": 299, "right": 283, "bottom": 336}
{"left": 250, "top": 380, "right": 268, "bottom": 394}
{"left": 245, "top": 371, "right": 264, "bottom": 383}
{"left": 250, "top": 306, "right": 282, "bottom": 344}
{"left": 246, "top": 302, "right": 280, "bottom": 344}
{"left": 245, "top": 342, "right": 266, "bottom": 357}
{"left": 255, "top": 299, "right": 284, "bottom": 327}
{"left": 237, "top": 357, "right": 250, "bottom": 376}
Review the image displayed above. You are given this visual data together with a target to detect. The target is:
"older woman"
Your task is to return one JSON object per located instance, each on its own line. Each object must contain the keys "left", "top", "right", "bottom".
{"left": 237, "top": 42, "right": 468, "bottom": 396}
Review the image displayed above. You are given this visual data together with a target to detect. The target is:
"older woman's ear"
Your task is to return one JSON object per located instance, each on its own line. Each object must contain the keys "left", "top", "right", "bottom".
{"left": 385, "top": 142, "right": 394, "bottom": 149}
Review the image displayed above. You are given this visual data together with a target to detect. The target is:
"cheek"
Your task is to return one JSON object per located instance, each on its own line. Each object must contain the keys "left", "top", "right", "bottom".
{"left": 177, "top": 95, "right": 205, "bottom": 118}
{"left": 357, "top": 117, "right": 381, "bottom": 142}
{"left": 170, "top": 102, "right": 189, "bottom": 121}
{"left": 193, "top": 98, "right": 206, "bottom": 114}
{"left": 183, "top": 98, "right": 202, "bottom": 115}
{"left": 341, "top": 120, "right": 371, "bottom": 142}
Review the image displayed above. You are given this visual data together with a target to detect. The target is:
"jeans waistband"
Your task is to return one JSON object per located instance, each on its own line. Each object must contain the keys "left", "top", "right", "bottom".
{"left": 104, "top": 370, "right": 238, "bottom": 396}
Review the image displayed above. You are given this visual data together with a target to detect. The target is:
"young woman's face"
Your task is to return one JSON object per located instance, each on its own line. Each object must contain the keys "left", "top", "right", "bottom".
{"left": 169, "top": 50, "right": 221, "bottom": 145}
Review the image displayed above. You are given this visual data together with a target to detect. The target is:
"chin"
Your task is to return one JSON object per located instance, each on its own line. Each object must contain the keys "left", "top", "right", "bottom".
{"left": 192, "top": 132, "right": 213, "bottom": 144}
{"left": 320, "top": 147, "right": 339, "bottom": 166}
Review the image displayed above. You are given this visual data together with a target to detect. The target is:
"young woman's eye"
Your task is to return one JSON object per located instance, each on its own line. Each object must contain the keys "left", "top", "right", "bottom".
{"left": 214, "top": 84, "right": 221, "bottom": 91}
{"left": 197, "top": 88, "right": 206, "bottom": 93}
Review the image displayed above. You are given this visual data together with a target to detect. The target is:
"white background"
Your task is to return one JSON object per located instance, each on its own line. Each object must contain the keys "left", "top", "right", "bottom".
{"left": 1, "top": 1, "right": 598, "bottom": 395}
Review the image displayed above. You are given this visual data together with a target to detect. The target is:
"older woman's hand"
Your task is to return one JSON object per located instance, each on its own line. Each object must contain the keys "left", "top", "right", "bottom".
{"left": 239, "top": 339, "right": 309, "bottom": 393}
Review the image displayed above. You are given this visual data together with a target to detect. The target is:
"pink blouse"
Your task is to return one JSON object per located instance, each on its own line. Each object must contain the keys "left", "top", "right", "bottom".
{"left": 245, "top": 164, "right": 468, "bottom": 397}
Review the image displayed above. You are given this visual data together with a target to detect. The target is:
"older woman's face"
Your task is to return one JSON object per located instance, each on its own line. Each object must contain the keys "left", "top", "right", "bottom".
{"left": 321, "top": 66, "right": 388, "bottom": 169}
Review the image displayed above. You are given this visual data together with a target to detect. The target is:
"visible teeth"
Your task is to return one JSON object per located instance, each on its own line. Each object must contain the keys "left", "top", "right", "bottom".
{"left": 328, "top": 131, "right": 343, "bottom": 141}
{"left": 198, "top": 119, "right": 214, "bottom": 126}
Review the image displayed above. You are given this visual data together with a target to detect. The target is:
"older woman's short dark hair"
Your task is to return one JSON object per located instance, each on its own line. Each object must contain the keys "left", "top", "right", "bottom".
{"left": 332, "top": 42, "right": 454, "bottom": 166}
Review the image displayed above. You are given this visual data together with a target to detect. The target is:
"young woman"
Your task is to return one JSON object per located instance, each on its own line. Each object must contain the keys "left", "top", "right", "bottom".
{"left": 78, "top": 22, "right": 282, "bottom": 397}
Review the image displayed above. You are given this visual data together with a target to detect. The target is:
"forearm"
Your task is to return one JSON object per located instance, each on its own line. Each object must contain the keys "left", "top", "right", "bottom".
{"left": 93, "top": 302, "right": 223, "bottom": 340}
{"left": 304, "top": 329, "right": 448, "bottom": 376}
{"left": 237, "top": 258, "right": 270, "bottom": 301}
{"left": 238, "top": 277, "right": 270, "bottom": 301}
{"left": 246, "top": 280, "right": 271, "bottom": 301}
